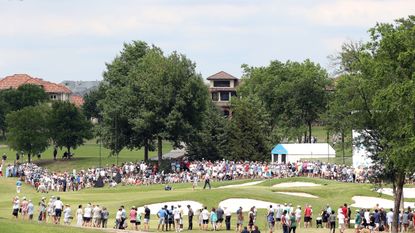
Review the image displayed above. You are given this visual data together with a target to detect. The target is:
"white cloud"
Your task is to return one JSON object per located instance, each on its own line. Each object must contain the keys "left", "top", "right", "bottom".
{"left": 302, "top": 0, "right": 415, "bottom": 27}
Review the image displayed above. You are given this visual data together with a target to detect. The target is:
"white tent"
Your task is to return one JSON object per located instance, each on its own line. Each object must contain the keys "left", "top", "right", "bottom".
{"left": 352, "top": 130, "right": 373, "bottom": 168}
{"left": 271, "top": 143, "right": 335, "bottom": 163}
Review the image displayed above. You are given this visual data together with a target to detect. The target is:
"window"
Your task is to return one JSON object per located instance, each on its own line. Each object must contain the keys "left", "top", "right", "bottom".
{"left": 213, "top": 80, "right": 230, "bottom": 87}
{"left": 212, "top": 92, "right": 219, "bottom": 101}
{"left": 220, "top": 92, "right": 229, "bottom": 101}
{"left": 223, "top": 110, "right": 230, "bottom": 117}
{"left": 50, "top": 95, "right": 57, "bottom": 100}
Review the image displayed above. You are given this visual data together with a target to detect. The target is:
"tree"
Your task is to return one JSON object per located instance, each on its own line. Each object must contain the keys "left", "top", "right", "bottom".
{"left": 83, "top": 86, "right": 105, "bottom": 121}
{"left": 0, "top": 84, "right": 48, "bottom": 138}
{"left": 226, "top": 97, "right": 272, "bottom": 161}
{"left": 240, "top": 60, "right": 329, "bottom": 142}
{"left": 333, "top": 16, "right": 415, "bottom": 233}
{"left": 6, "top": 105, "right": 50, "bottom": 163}
{"left": 100, "top": 41, "right": 208, "bottom": 165}
{"left": 128, "top": 49, "right": 208, "bottom": 165}
{"left": 186, "top": 103, "right": 231, "bottom": 161}
{"left": 49, "top": 101, "right": 93, "bottom": 155}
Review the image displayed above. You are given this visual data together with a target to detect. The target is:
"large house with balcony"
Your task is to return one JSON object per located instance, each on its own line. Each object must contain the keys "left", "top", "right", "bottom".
{"left": 0, "top": 74, "right": 84, "bottom": 107}
{"left": 207, "top": 71, "right": 239, "bottom": 117}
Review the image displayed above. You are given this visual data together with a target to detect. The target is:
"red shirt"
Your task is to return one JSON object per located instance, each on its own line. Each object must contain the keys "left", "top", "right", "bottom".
{"left": 342, "top": 207, "right": 348, "bottom": 217}
{"left": 305, "top": 207, "right": 312, "bottom": 217}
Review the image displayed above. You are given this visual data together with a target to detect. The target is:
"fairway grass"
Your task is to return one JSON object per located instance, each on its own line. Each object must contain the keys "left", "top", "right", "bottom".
{"left": 1, "top": 175, "right": 414, "bottom": 233}
{"left": 0, "top": 141, "right": 172, "bottom": 172}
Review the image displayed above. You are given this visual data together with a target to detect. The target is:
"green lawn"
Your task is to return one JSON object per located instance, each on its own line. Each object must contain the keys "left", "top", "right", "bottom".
{"left": 1, "top": 175, "right": 412, "bottom": 233}
{"left": 0, "top": 140, "right": 172, "bottom": 172}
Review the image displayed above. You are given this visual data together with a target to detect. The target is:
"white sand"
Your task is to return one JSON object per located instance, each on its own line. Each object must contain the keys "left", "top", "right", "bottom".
{"left": 377, "top": 188, "right": 415, "bottom": 198}
{"left": 273, "top": 182, "right": 321, "bottom": 188}
{"left": 275, "top": 192, "right": 318, "bottom": 198}
{"left": 351, "top": 196, "right": 415, "bottom": 209}
{"left": 137, "top": 201, "right": 203, "bottom": 215}
{"left": 219, "top": 198, "right": 279, "bottom": 213}
{"left": 218, "top": 180, "right": 265, "bottom": 189}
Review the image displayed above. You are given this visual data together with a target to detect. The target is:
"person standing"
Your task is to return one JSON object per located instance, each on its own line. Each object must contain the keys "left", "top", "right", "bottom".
{"left": 236, "top": 207, "right": 244, "bottom": 232}
{"left": 38, "top": 197, "right": 47, "bottom": 223}
{"left": 115, "top": 207, "right": 122, "bottom": 229}
{"left": 27, "top": 200, "right": 34, "bottom": 221}
{"left": 12, "top": 196, "right": 20, "bottom": 219}
{"left": 93, "top": 204, "right": 102, "bottom": 227}
{"left": 135, "top": 208, "right": 142, "bottom": 231}
{"left": 54, "top": 197, "right": 64, "bottom": 224}
{"left": 224, "top": 207, "right": 231, "bottom": 231}
{"left": 210, "top": 208, "right": 218, "bottom": 231}
{"left": 120, "top": 205, "right": 127, "bottom": 229}
{"left": 16, "top": 179, "right": 22, "bottom": 193}
{"left": 338, "top": 210, "right": 345, "bottom": 233}
{"left": 201, "top": 206, "right": 210, "bottom": 231}
{"left": 304, "top": 205, "right": 312, "bottom": 228}
{"left": 289, "top": 212, "right": 297, "bottom": 233}
{"left": 101, "top": 207, "right": 109, "bottom": 228}
{"left": 354, "top": 209, "right": 362, "bottom": 233}
{"left": 329, "top": 210, "right": 336, "bottom": 233}
{"left": 187, "top": 205, "right": 194, "bottom": 230}
{"left": 76, "top": 205, "right": 83, "bottom": 226}
{"left": 84, "top": 204, "right": 92, "bottom": 227}
{"left": 144, "top": 205, "right": 151, "bottom": 231}
{"left": 203, "top": 173, "right": 211, "bottom": 189}
{"left": 173, "top": 206, "right": 181, "bottom": 232}
{"left": 158, "top": 206, "right": 167, "bottom": 232}
{"left": 21, "top": 197, "right": 29, "bottom": 220}
{"left": 275, "top": 204, "right": 283, "bottom": 230}
{"left": 216, "top": 206, "right": 224, "bottom": 230}
{"left": 267, "top": 205, "right": 276, "bottom": 233}
{"left": 63, "top": 204, "right": 72, "bottom": 225}
{"left": 130, "top": 206, "right": 137, "bottom": 230}
{"left": 281, "top": 210, "right": 288, "bottom": 233}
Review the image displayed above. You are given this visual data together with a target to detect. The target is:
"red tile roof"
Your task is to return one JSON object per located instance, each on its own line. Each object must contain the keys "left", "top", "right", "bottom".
{"left": 206, "top": 71, "right": 238, "bottom": 80}
{"left": 70, "top": 95, "right": 84, "bottom": 107}
{"left": 0, "top": 74, "right": 72, "bottom": 94}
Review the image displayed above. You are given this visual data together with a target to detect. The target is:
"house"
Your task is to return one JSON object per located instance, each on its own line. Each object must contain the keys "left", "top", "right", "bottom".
{"left": 0, "top": 74, "right": 84, "bottom": 106}
{"left": 270, "top": 143, "right": 336, "bottom": 163}
{"left": 207, "top": 71, "right": 239, "bottom": 116}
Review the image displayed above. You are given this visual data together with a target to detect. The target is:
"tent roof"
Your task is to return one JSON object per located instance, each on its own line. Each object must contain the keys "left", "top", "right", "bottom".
{"left": 271, "top": 143, "right": 335, "bottom": 155}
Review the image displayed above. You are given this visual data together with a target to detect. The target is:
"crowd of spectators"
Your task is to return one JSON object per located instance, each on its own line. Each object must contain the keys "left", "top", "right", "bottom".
{"left": 2, "top": 157, "right": 376, "bottom": 193}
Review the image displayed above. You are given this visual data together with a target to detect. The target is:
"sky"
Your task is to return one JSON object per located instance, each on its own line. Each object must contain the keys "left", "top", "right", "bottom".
{"left": 0, "top": 0, "right": 414, "bottom": 83}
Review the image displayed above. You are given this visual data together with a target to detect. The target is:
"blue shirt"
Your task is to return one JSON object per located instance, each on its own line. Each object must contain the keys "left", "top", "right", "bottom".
{"left": 16, "top": 180, "right": 22, "bottom": 186}
{"left": 158, "top": 209, "right": 166, "bottom": 218}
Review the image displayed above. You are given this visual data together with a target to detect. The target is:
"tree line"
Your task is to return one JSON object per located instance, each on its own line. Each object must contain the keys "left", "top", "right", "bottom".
{"left": 0, "top": 85, "right": 92, "bottom": 163}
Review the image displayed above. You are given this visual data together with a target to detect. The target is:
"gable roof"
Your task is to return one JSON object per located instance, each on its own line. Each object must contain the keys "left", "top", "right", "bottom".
{"left": 70, "top": 95, "right": 85, "bottom": 107}
{"left": 0, "top": 74, "right": 72, "bottom": 94}
{"left": 206, "top": 71, "right": 238, "bottom": 80}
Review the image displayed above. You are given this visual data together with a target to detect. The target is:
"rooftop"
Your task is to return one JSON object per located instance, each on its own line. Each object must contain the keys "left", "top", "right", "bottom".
{"left": 206, "top": 71, "right": 238, "bottom": 80}
{"left": 0, "top": 74, "right": 72, "bottom": 94}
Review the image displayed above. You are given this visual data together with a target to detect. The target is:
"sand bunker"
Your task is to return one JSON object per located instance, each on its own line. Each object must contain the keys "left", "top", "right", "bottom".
{"left": 219, "top": 198, "right": 279, "bottom": 213}
{"left": 137, "top": 201, "right": 203, "bottom": 215}
{"left": 351, "top": 196, "right": 415, "bottom": 209}
{"left": 218, "top": 180, "right": 265, "bottom": 189}
{"left": 377, "top": 188, "right": 415, "bottom": 198}
{"left": 273, "top": 182, "right": 321, "bottom": 188}
{"left": 275, "top": 192, "right": 318, "bottom": 198}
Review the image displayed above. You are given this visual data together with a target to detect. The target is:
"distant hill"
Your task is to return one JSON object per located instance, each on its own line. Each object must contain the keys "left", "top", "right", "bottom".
{"left": 61, "top": 80, "right": 100, "bottom": 96}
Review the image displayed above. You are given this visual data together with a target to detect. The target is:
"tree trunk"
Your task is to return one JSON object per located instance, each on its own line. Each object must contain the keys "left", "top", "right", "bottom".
{"left": 392, "top": 174, "right": 405, "bottom": 233}
{"left": 144, "top": 139, "right": 149, "bottom": 162}
{"left": 308, "top": 121, "right": 312, "bottom": 143}
{"left": 67, "top": 147, "right": 71, "bottom": 159}
{"left": 341, "top": 131, "right": 345, "bottom": 164}
{"left": 157, "top": 136, "right": 162, "bottom": 167}
{"left": 28, "top": 152, "right": 31, "bottom": 163}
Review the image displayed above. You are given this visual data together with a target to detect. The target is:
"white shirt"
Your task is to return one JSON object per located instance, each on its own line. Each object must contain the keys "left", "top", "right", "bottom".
{"left": 116, "top": 210, "right": 122, "bottom": 220}
{"left": 54, "top": 200, "right": 63, "bottom": 210}
{"left": 338, "top": 213, "right": 345, "bottom": 224}
{"left": 84, "top": 207, "right": 92, "bottom": 218}
{"left": 173, "top": 208, "right": 181, "bottom": 219}
{"left": 387, "top": 211, "right": 394, "bottom": 224}
{"left": 225, "top": 208, "right": 231, "bottom": 217}
{"left": 201, "top": 209, "right": 209, "bottom": 220}
{"left": 13, "top": 199, "right": 20, "bottom": 209}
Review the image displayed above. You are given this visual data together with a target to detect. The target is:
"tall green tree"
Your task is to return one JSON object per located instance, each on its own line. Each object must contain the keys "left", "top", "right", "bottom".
{"left": 49, "top": 101, "right": 93, "bottom": 155}
{"left": 6, "top": 105, "right": 50, "bottom": 163}
{"left": 226, "top": 97, "right": 272, "bottom": 161}
{"left": 240, "top": 60, "right": 329, "bottom": 143}
{"left": 186, "top": 103, "right": 230, "bottom": 161}
{"left": 333, "top": 16, "right": 415, "bottom": 233}
{"left": 83, "top": 86, "right": 105, "bottom": 121}
{"left": 0, "top": 84, "right": 48, "bottom": 138}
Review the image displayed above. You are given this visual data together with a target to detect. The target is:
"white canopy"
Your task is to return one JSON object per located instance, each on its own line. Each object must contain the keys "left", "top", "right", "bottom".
{"left": 271, "top": 143, "right": 335, "bottom": 163}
